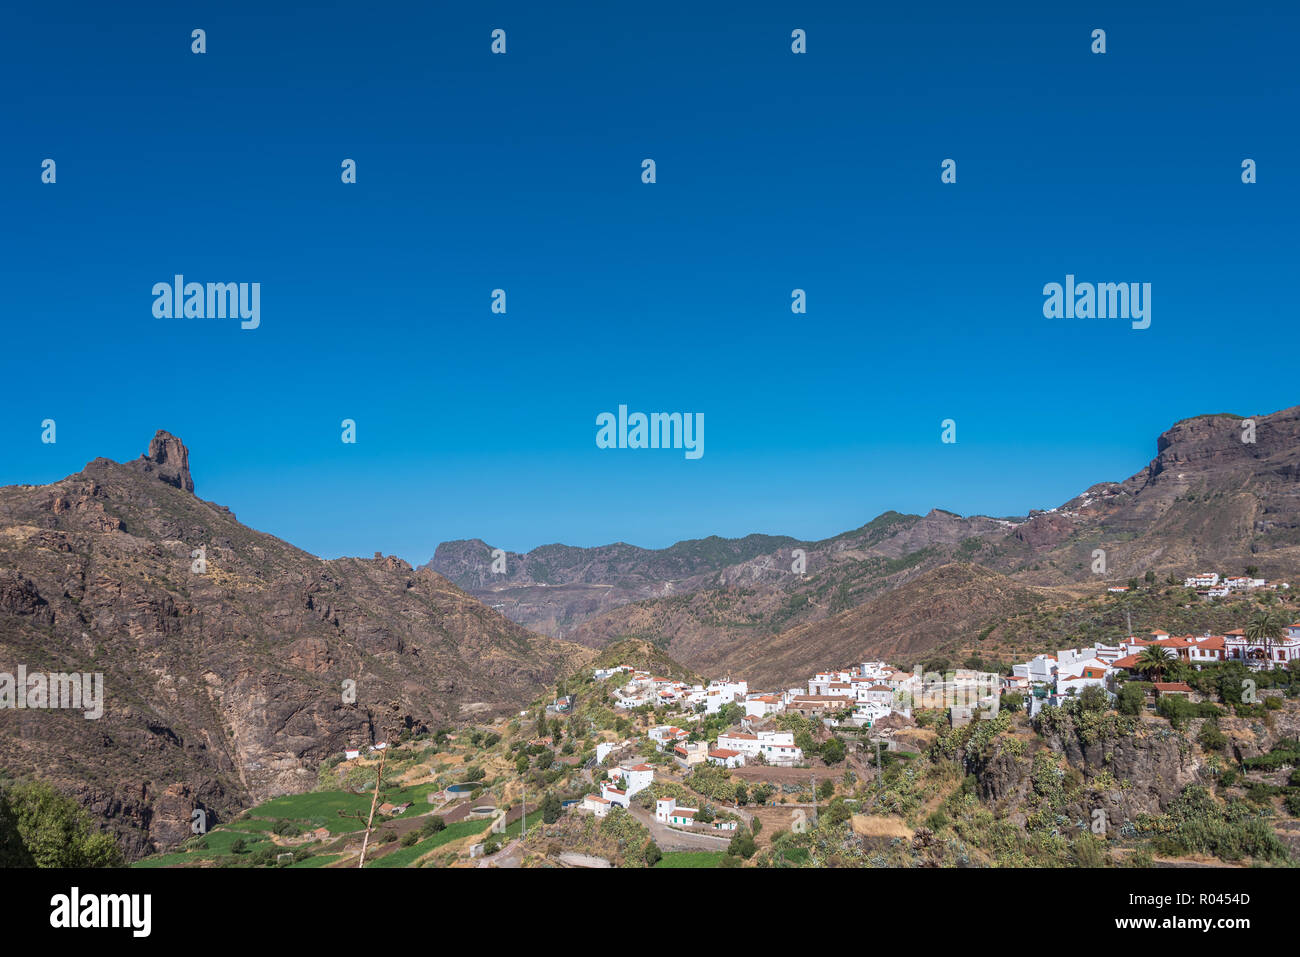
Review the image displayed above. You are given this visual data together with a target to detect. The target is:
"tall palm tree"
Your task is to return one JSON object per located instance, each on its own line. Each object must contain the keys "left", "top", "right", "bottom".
{"left": 1135, "top": 645, "right": 1173, "bottom": 682}
{"left": 1246, "top": 608, "right": 1284, "bottom": 670}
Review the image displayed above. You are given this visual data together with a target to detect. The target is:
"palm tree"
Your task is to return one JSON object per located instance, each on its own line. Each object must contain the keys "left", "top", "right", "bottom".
{"left": 1135, "top": 645, "right": 1173, "bottom": 682}
{"left": 1246, "top": 609, "right": 1284, "bottom": 671}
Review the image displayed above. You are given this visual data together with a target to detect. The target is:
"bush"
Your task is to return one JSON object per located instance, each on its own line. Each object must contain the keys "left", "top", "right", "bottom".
{"left": 1078, "top": 685, "right": 1109, "bottom": 713}
{"left": 1242, "top": 750, "right": 1300, "bottom": 772}
{"left": 1197, "top": 721, "right": 1227, "bottom": 753}
{"left": 1141, "top": 785, "right": 1289, "bottom": 864}
{"left": 820, "top": 737, "right": 846, "bottom": 765}
{"left": 0, "top": 781, "right": 123, "bottom": 868}
{"left": 401, "top": 831, "right": 419, "bottom": 847}
{"left": 728, "top": 831, "right": 757, "bottom": 859}
{"left": 420, "top": 815, "right": 446, "bottom": 836}
{"left": 643, "top": 840, "right": 662, "bottom": 867}
{"left": 1116, "top": 683, "right": 1146, "bottom": 716}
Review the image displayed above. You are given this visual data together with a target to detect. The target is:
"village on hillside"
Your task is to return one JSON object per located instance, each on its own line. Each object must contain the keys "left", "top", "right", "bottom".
{"left": 576, "top": 611, "right": 1300, "bottom": 841}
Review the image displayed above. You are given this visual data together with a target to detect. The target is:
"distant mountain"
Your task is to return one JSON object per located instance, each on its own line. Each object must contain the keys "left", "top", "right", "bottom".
{"left": 428, "top": 509, "right": 1015, "bottom": 640}
{"left": 0, "top": 432, "right": 592, "bottom": 858}
{"left": 690, "top": 563, "right": 1050, "bottom": 689}
{"left": 432, "top": 405, "right": 1300, "bottom": 678}
{"left": 990, "top": 407, "right": 1300, "bottom": 583}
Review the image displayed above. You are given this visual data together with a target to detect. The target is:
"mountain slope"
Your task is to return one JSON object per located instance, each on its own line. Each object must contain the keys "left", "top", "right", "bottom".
{"left": 665, "top": 563, "right": 1051, "bottom": 688}
{"left": 996, "top": 407, "right": 1300, "bottom": 583}
{"left": 0, "top": 432, "right": 592, "bottom": 858}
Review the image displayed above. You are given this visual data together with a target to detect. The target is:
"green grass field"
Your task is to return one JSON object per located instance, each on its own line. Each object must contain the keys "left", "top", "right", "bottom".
{"left": 365, "top": 818, "right": 492, "bottom": 868}
{"left": 288, "top": 853, "right": 344, "bottom": 868}
{"left": 654, "top": 851, "right": 725, "bottom": 868}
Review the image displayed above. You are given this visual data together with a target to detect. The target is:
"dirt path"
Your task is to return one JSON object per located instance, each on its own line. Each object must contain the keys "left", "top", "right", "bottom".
{"left": 558, "top": 852, "right": 611, "bottom": 868}
{"left": 628, "top": 805, "right": 734, "bottom": 852}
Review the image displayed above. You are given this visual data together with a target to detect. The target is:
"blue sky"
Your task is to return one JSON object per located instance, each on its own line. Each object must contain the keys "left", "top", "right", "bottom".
{"left": 1, "top": 1, "right": 1296, "bottom": 562}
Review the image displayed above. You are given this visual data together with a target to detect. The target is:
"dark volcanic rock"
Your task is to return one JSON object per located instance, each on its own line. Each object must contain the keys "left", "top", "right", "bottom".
{"left": 130, "top": 429, "right": 195, "bottom": 493}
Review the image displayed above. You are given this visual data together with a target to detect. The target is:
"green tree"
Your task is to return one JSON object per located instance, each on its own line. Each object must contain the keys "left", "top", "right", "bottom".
{"left": 1077, "top": 685, "right": 1109, "bottom": 713}
{"left": 643, "top": 840, "right": 662, "bottom": 867}
{"left": 0, "top": 788, "right": 35, "bottom": 867}
{"left": 728, "top": 831, "right": 757, "bottom": 859}
{"left": 1135, "top": 646, "right": 1173, "bottom": 682}
{"left": 2, "top": 781, "right": 122, "bottom": 868}
{"left": 819, "top": 737, "right": 846, "bottom": 765}
{"left": 541, "top": 792, "right": 562, "bottom": 824}
{"left": 1246, "top": 609, "right": 1284, "bottom": 670}
{"left": 1116, "top": 682, "right": 1146, "bottom": 716}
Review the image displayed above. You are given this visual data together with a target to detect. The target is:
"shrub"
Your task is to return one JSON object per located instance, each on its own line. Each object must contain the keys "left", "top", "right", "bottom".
{"left": 728, "top": 831, "right": 757, "bottom": 859}
{"left": 1116, "top": 683, "right": 1146, "bottom": 716}
{"left": 643, "top": 840, "right": 662, "bottom": 867}
{"left": 1197, "top": 721, "right": 1227, "bottom": 753}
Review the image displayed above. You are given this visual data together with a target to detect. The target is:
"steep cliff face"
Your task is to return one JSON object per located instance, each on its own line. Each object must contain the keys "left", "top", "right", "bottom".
{"left": 0, "top": 432, "right": 592, "bottom": 858}
{"left": 969, "top": 708, "right": 1300, "bottom": 837}
{"left": 970, "top": 720, "right": 1204, "bottom": 832}
{"left": 1004, "top": 406, "right": 1300, "bottom": 580}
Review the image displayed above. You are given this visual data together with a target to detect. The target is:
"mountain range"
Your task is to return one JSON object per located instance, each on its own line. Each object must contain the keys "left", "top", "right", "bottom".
{"left": 429, "top": 406, "right": 1300, "bottom": 683}
{"left": 1, "top": 405, "right": 1297, "bottom": 857}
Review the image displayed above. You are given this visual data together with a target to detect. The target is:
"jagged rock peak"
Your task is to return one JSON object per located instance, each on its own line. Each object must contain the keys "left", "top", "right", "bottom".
{"left": 135, "top": 430, "right": 194, "bottom": 493}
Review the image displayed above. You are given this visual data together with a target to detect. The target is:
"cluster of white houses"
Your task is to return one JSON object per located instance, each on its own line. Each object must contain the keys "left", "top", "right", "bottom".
{"left": 581, "top": 618, "right": 1300, "bottom": 813}
{"left": 1007, "top": 622, "right": 1300, "bottom": 712}
{"left": 600, "top": 667, "right": 752, "bottom": 715}
{"left": 1182, "top": 573, "right": 1289, "bottom": 599}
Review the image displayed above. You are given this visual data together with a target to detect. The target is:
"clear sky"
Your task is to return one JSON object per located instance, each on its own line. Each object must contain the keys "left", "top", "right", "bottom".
{"left": 1, "top": 1, "right": 1296, "bottom": 562}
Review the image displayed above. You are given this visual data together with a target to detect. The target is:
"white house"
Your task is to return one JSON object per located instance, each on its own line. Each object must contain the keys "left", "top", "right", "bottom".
{"left": 1224, "top": 625, "right": 1300, "bottom": 668}
{"left": 855, "top": 684, "right": 895, "bottom": 708}
{"left": 1013, "top": 654, "right": 1057, "bottom": 685}
{"left": 717, "top": 731, "right": 761, "bottom": 757}
{"left": 600, "top": 783, "right": 629, "bottom": 808}
{"left": 648, "top": 725, "right": 689, "bottom": 750}
{"left": 744, "top": 694, "right": 784, "bottom": 718}
{"left": 615, "top": 763, "right": 655, "bottom": 796}
{"left": 582, "top": 794, "right": 611, "bottom": 818}
{"left": 655, "top": 797, "right": 700, "bottom": 827}
{"left": 707, "top": 747, "right": 746, "bottom": 768}
{"left": 1055, "top": 659, "right": 1113, "bottom": 697}
{"left": 757, "top": 731, "right": 801, "bottom": 766}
